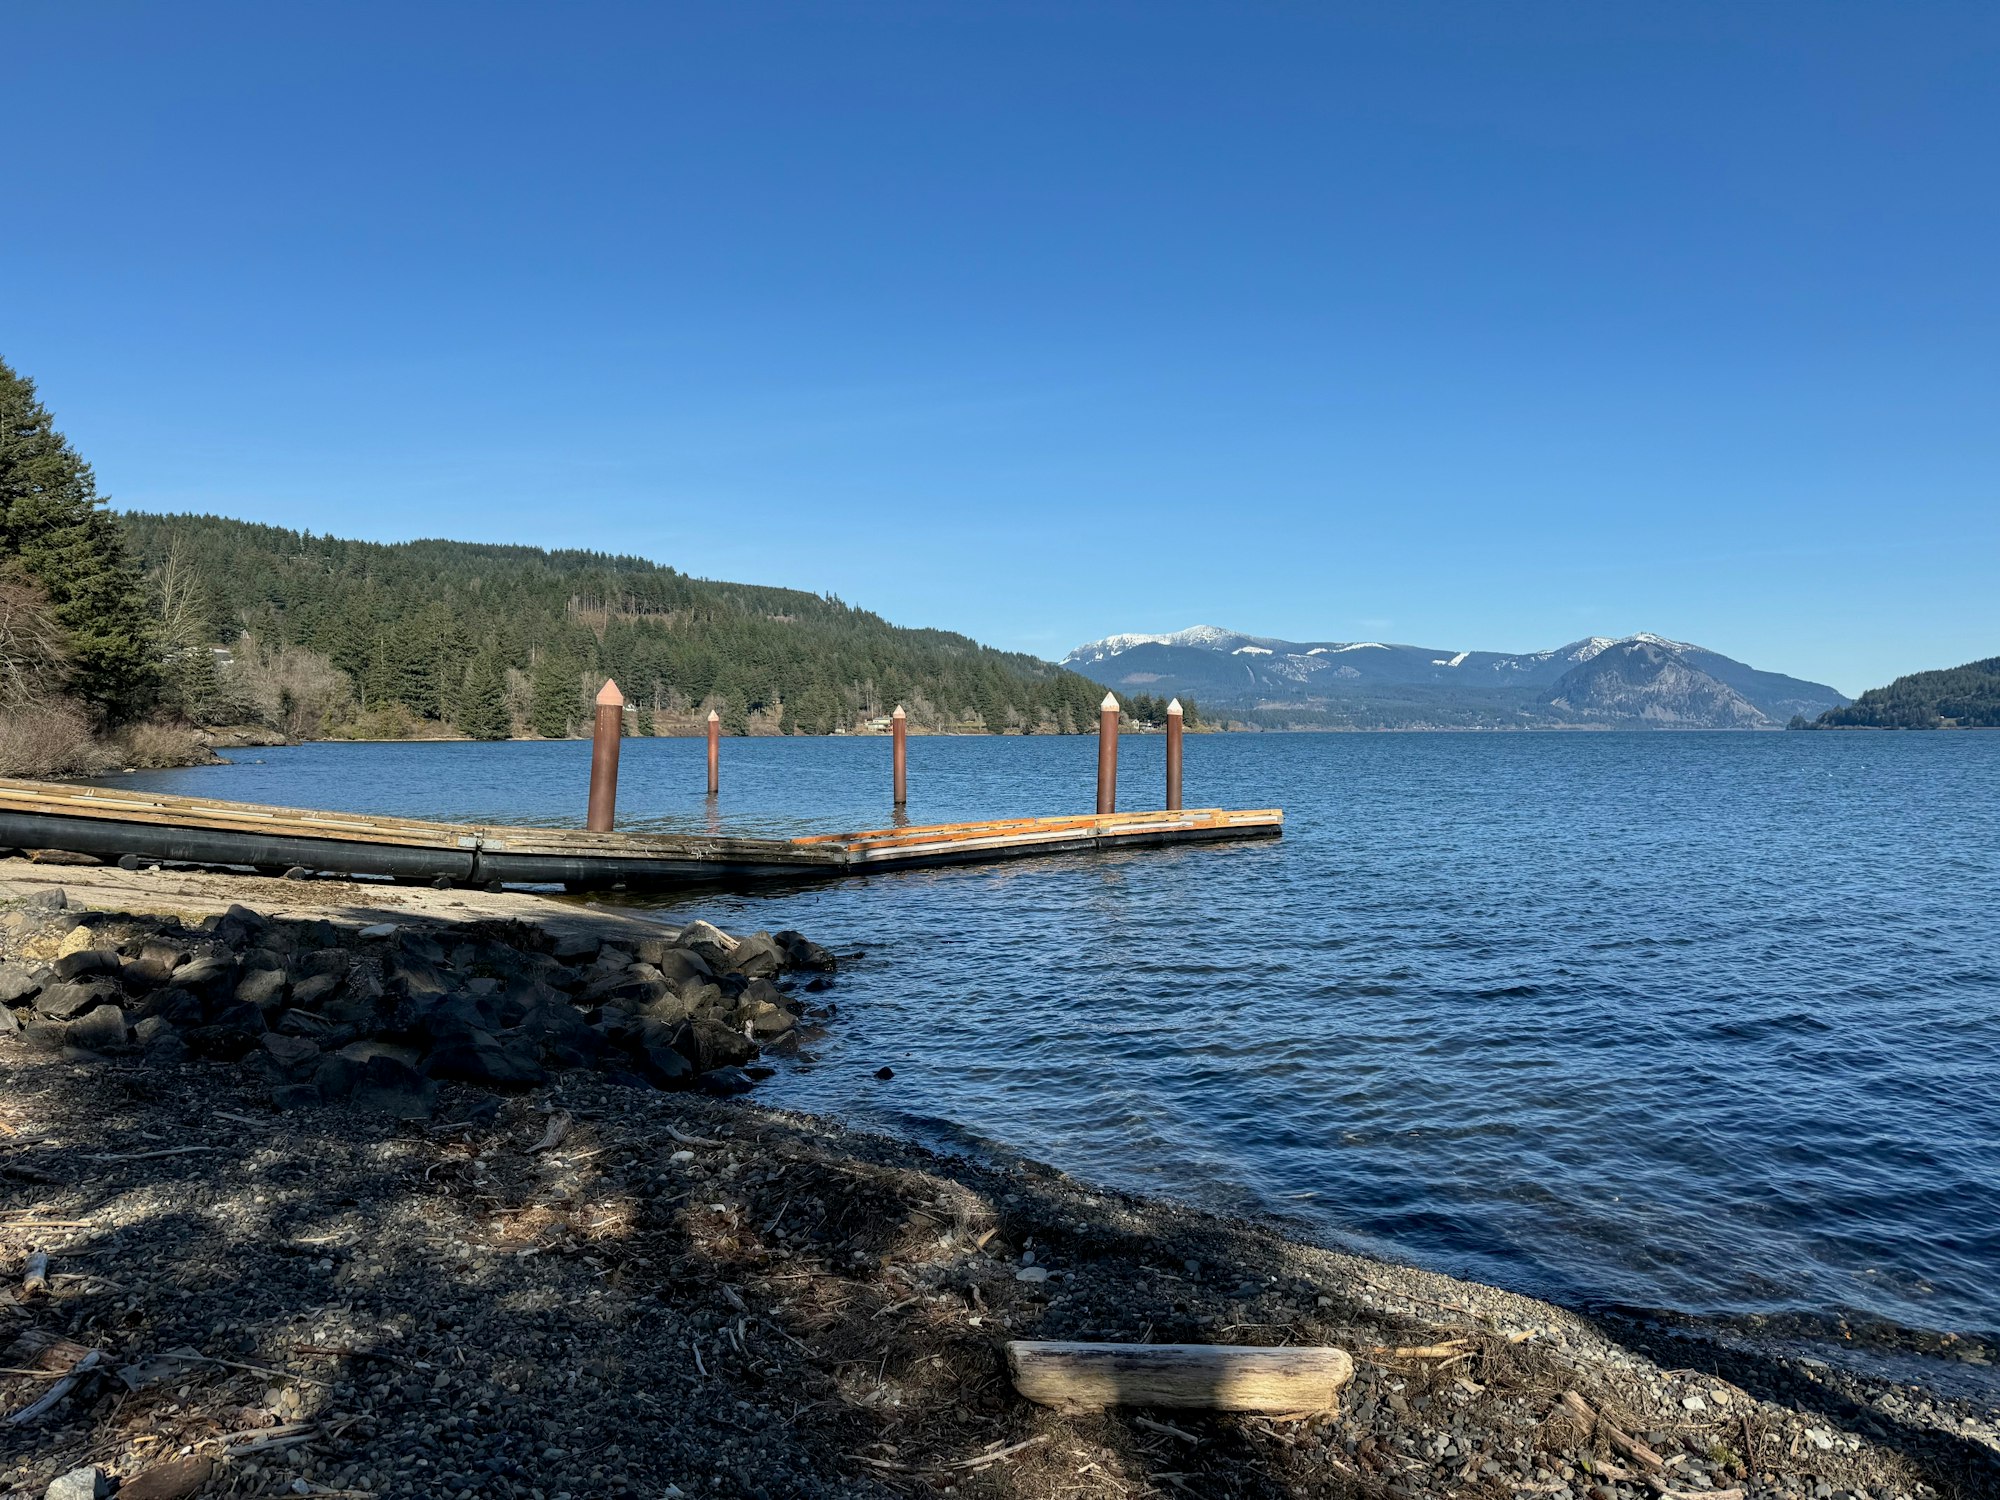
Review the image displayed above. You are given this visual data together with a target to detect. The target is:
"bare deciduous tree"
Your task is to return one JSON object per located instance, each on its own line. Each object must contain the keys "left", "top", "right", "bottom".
{"left": 0, "top": 566, "right": 72, "bottom": 711}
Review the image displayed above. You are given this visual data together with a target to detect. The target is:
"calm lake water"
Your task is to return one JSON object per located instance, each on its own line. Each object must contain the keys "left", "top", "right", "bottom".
{"left": 107, "top": 732, "right": 2000, "bottom": 1370}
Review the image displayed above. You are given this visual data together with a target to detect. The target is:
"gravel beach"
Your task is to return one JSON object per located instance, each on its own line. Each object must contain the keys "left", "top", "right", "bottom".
{"left": 1, "top": 860, "right": 1995, "bottom": 1500}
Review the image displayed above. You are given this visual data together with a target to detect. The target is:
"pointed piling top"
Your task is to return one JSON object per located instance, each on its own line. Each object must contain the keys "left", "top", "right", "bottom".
{"left": 1101, "top": 692, "right": 1120, "bottom": 712}
{"left": 595, "top": 679, "right": 624, "bottom": 707}
{"left": 892, "top": 705, "right": 906, "bottom": 720}
{"left": 1167, "top": 697, "right": 1183, "bottom": 716}
{"left": 708, "top": 708, "right": 720, "bottom": 723}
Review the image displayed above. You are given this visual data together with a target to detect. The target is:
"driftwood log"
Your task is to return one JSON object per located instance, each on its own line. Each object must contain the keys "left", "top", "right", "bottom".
{"left": 1006, "top": 1341, "right": 1354, "bottom": 1413}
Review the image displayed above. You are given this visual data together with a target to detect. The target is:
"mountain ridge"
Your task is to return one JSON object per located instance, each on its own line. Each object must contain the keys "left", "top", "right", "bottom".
{"left": 1063, "top": 626, "right": 1847, "bottom": 730}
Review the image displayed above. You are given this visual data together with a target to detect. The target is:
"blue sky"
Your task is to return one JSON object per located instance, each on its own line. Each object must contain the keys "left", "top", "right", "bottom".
{"left": 7, "top": 3, "right": 1996, "bottom": 695}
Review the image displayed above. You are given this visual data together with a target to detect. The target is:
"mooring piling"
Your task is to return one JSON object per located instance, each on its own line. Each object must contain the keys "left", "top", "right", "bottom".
{"left": 707, "top": 708, "right": 721, "bottom": 795}
{"left": 1166, "top": 697, "right": 1184, "bottom": 811}
{"left": 1097, "top": 692, "right": 1120, "bottom": 814}
{"left": 892, "top": 704, "right": 908, "bottom": 805}
{"left": 586, "top": 679, "right": 624, "bottom": 832}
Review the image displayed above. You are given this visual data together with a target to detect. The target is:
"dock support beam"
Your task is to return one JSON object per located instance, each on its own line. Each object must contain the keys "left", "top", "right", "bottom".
{"left": 707, "top": 709, "right": 721, "bottom": 796}
{"left": 1097, "top": 693, "right": 1119, "bottom": 815}
{"left": 1166, "top": 697, "right": 1183, "bottom": 811}
{"left": 892, "top": 705, "right": 908, "bottom": 805}
{"left": 587, "top": 679, "right": 624, "bottom": 832}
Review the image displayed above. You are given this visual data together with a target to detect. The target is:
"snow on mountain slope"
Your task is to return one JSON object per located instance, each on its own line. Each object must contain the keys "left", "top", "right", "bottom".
{"left": 1060, "top": 627, "right": 1847, "bottom": 728}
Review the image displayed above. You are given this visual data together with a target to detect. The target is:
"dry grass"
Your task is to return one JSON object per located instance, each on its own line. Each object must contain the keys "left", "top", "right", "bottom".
{"left": 108, "top": 720, "right": 213, "bottom": 769}
{"left": 0, "top": 704, "right": 118, "bottom": 778}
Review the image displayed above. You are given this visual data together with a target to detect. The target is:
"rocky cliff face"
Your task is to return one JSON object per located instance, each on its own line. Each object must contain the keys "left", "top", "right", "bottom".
{"left": 1539, "top": 641, "right": 1771, "bottom": 727}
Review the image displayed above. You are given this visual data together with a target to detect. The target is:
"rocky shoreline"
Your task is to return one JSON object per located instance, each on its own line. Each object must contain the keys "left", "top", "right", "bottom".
{"left": 1, "top": 865, "right": 1996, "bottom": 1500}
{"left": 0, "top": 870, "right": 832, "bottom": 1115}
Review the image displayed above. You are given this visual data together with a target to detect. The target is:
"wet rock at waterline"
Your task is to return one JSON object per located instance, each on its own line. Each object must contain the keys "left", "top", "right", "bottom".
{"left": 0, "top": 891, "right": 835, "bottom": 1114}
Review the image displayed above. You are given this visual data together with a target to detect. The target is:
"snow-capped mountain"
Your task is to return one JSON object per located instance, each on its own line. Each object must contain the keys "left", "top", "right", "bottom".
{"left": 1060, "top": 627, "right": 1847, "bottom": 729}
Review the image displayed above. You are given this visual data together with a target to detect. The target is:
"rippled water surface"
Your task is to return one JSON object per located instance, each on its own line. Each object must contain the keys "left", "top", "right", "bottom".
{"left": 112, "top": 733, "right": 2000, "bottom": 1354}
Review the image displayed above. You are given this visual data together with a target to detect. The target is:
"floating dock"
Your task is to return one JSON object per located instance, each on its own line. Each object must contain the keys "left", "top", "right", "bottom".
{"left": 0, "top": 778, "right": 1282, "bottom": 890}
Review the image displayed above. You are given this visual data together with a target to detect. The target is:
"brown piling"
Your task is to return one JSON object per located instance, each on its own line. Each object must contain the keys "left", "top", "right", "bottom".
{"left": 586, "top": 679, "right": 624, "bottom": 832}
{"left": 892, "top": 705, "right": 908, "bottom": 806}
{"left": 1166, "top": 697, "right": 1184, "bottom": 811}
{"left": 1097, "top": 692, "right": 1119, "bottom": 815}
{"left": 706, "top": 708, "right": 721, "bottom": 796}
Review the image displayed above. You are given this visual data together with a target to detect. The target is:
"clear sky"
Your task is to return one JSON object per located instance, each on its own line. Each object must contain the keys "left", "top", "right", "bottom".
{"left": 8, "top": 3, "right": 1996, "bottom": 695}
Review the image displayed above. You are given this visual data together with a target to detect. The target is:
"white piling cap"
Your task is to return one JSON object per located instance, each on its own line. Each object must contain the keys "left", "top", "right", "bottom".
{"left": 1167, "top": 697, "right": 1183, "bottom": 715}
{"left": 708, "top": 708, "right": 720, "bottom": 722}
{"left": 1101, "top": 692, "right": 1120, "bottom": 711}
{"left": 892, "top": 705, "right": 906, "bottom": 719}
{"left": 595, "top": 679, "right": 624, "bottom": 707}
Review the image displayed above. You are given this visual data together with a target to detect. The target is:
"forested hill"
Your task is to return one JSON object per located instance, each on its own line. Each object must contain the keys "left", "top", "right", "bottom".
{"left": 119, "top": 513, "right": 1107, "bottom": 738}
{"left": 1805, "top": 656, "right": 2000, "bottom": 729}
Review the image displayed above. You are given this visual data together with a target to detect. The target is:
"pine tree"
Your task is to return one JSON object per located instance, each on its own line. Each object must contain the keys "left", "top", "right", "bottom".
{"left": 456, "top": 652, "right": 511, "bottom": 740}
{"left": 0, "top": 358, "right": 159, "bottom": 719}
{"left": 529, "top": 652, "right": 579, "bottom": 737}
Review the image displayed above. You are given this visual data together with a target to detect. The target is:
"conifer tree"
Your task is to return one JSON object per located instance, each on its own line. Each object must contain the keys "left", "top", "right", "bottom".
{"left": 456, "top": 652, "right": 511, "bottom": 740}
{"left": 528, "top": 652, "right": 579, "bottom": 738}
{"left": 0, "top": 358, "right": 158, "bottom": 719}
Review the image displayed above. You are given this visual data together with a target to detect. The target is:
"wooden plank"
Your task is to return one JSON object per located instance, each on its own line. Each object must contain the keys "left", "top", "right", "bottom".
{"left": 1006, "top": 1341, "right": 1353, "bottom": 1413}
{"left": 0, "top": 776, "right": 1278, "bottom": 884}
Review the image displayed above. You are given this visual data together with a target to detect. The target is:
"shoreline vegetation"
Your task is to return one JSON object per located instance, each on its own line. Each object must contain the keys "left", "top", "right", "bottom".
{"left": 1791, "top": 657, "right": 2000, "bottom": 732}
{"left": 2, "top": 860, "right": 1995, "bottom": 1500}
{"left": 7, "top": 350, "right": 1235, "bottom": 780}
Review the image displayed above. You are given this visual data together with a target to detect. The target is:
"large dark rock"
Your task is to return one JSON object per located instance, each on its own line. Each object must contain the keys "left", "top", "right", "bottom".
{"left": 295, "top": 948, "right": 351, "bottom": 980}
{"left": 420, "top": 994, "right": 497, "bottom": 1044}
{"left": 53, "top": 947, "right": 122, "bottom": 982}
{"left": 289, "top": 972, "right": 342, "bottom": 1010}
{"left": 672, "top": 1017, "right": 757, "bottom": 1073}
{"left": 549, "top": 930, "right": 600, "bottom": 963}
{"left": 0, "top": 961, "right": 46, "bottom": 1007}
{"left": 171, "top": 953, "right": 237, "bottom": 1000}
{"left": 35, "top": 978, "right": 120, "bottom": 1021}
{"left": 136, "top": 940, "right": 190, "bottom": 972}
{"left": 183, "top": 1001, "right": 267, "bottom": 1060}
{"left": 68, "top": 1003, "right": 130, "bottom": 1052}
{"left": 396, "top": 928, "right": 448, "bottom": 965}
{"left": 722, "top": 932, "right": 786, "bottom": 980}
{"left": 654, "top": 948, "right": 717, "bottom": 988}
{"left": 324, "top": 969, "right": 383, "bottom": 1025}
{"left": 141, "top": 1030, "right": 189, "bottom": 1068}
{"left": 739, "top": 1001, "right": 796, "bottom": 1039}
{"left": 427, "top": 1030, "right": 546, "bottom": 1088}
{"left": 385, "top": 952, "right": 450, "bottom": 1001}
{"left": 234, "top": 968, "right": 289, "bottom": 1013}
{"left": 212, "top": 903, "right": 268, "bottom": 949}
{"left": 137, "top": 986, "right": 204, "bottom": 1028}
{"left": 697, "top": 1066, "right": 757, "bottom": 1096}
{"left": 773, "top": 930, "right": 837, "bottom": 972}
{"left": 629, "top": 1019, "right": 696, "bottom": 1088}
{"left": 317, "top": 1041, "right": 435, "bottom": 1116}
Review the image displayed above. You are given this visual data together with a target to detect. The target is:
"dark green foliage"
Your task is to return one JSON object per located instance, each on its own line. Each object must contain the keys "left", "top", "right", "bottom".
{"left": 118, "top": 513, "right": 1109, "bottom": 735}
{"left": 528, "top": 652, "right": 581, "bottom": 739}
{"left": 0, "top": 359, "right": 158, "bottom": 719}
{"left": 1809, "top": 657, "right": 2000, "bottom": 729}
{"left": 456, "top": 651, "right": 511, "bottom": 741}
{"left": 1121, "top": 692, "right": 1198, "bottom": 728}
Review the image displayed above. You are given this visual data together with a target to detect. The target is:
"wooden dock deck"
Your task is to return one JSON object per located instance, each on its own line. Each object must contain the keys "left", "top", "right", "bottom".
{"left": 0, "top": 778, "right": 1282, "bottom": 890}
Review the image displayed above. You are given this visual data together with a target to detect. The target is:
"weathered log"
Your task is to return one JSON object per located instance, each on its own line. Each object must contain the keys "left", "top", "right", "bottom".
{"left": 1006, "top": 1340, "right": 1353, "bottom": 1413}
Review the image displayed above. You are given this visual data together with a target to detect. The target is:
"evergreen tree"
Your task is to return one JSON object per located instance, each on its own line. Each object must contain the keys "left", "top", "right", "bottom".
{"left": 456, "top": 651, "right": 511, "bottom": 740}
{"left": 529, "top": 652, "right": 579, "bottom": 737}
{"left": 0, "top": 358, "right": 158, "bottom": 719}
